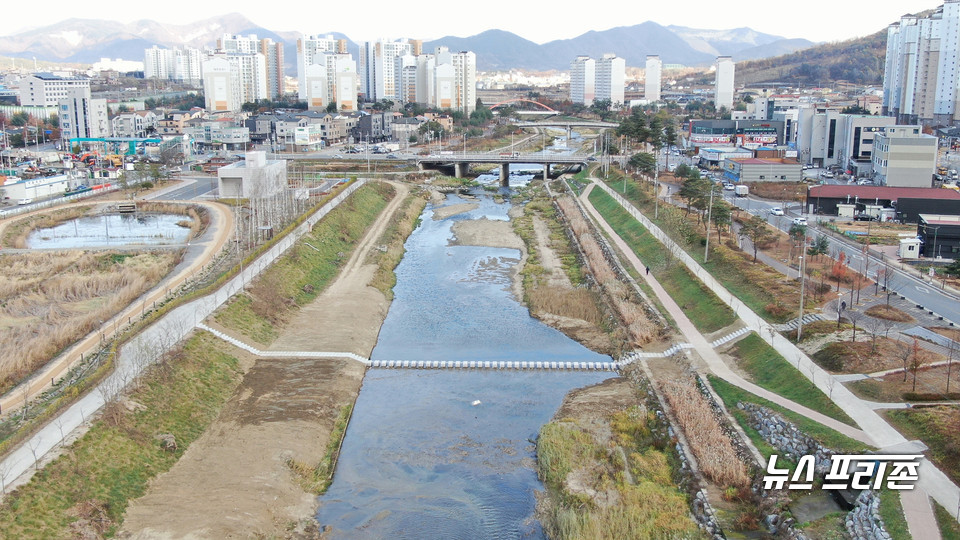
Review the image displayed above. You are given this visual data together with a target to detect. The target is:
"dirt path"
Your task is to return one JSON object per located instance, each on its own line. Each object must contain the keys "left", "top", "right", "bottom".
{"left": 531, "top": 216, "right": 571, "bottom": 289}
{"left": 119, "top": 182, "right": 411, "bottom": 539}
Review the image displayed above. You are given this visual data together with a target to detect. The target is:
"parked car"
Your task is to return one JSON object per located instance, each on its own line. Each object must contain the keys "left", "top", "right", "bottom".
{"left": 819, "top": 171, "right": 835, "bottom": 178}
{"left": 854, "top": 213, "right": 876, "bottom": 222}
{"left": 17, "top": 198, "right": 33, "bottom": 205}
{"left": 769, "top": 207, "right": 784, "bottom": 216}
{"left": 792, "top": 217, "right": 808, "bottom": 226}
{"left": 857, "top": 179, "right": 873, "bottom": 185}
{"left": 723, "top": 183, "right": 735, "bottom": 191}
{"left": 386, "top": 154, "right": 399, "bottom": 159}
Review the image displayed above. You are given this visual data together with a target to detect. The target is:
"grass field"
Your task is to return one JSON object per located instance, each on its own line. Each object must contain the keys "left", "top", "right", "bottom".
{"left": 601, "top": 176, "right": 803, "bottom": 323}
{"left": 732, "top": 333, "right": 857, "bottom": 426}
{"left": 588, "top": 187, "right": 735, "bottom": 333}
{"left": 885, "top": 405, "right": 960, "bottom": 485}
{"left": 0, "top": 332, "right": 244, "bottom": 538}
{"left": 215, "top": 183, "right": 394, "bottom": 344}
{"left": 935, "top": 500, "right": 960, "bottom": 540}
{"left": 708, "top": 376, "right": 872, "bottom": 455}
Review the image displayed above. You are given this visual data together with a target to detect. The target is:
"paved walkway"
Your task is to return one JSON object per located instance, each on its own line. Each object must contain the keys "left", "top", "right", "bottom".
{"left": 581, "top": 180, "right": 953, "bottom": 537}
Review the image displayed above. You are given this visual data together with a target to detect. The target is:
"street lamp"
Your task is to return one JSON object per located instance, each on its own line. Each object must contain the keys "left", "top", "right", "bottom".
{"left": 797, "top": 255, "right": 807, "bottom": 341}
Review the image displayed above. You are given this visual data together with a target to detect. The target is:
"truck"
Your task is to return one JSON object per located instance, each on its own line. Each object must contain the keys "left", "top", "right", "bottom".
{"left": 381, "top": 143, "right": 400, "bottom": 152}
{"left": 734, "top": 185, "right": 749, "bottom": 197}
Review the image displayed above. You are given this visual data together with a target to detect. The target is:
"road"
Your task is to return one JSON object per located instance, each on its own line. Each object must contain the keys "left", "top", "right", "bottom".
{"left": 158, "top": 177, "right": 218, "bottom": 200}
{"left": 715, "top": 190, "right": 960, "bottom": 324}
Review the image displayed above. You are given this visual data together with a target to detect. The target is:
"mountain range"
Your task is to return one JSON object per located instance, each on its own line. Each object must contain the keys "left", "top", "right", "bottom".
{"left": 0, "top": 13, "right": 816, "bottom": 73}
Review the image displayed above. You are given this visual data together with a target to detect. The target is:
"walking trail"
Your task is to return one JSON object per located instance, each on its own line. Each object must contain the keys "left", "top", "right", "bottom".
{"left": 580, "top": 180, "right": 952, "bottom": 538}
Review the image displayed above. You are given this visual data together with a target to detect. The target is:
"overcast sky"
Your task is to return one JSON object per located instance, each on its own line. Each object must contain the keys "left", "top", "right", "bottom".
{"left": 1, "top": 0, "right": 940, "bottom": 43}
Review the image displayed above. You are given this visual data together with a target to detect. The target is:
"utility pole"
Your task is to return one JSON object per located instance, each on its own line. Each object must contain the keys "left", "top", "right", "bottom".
{"left": 797, "top": 255, "right": 807, "bottom": 341}
{"left": 654, "top": 152, "right": 660, "bottom": 219}
{"left": 704, "top": 184, "right": 716, "bottom": 262}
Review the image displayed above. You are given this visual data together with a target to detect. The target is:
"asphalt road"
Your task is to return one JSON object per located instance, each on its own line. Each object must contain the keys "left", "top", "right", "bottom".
{"left": 160, "top": 177, "right": 218, "bottom": 200}
{"left": 721, "top": 192, "right": 960, "bottom": 324}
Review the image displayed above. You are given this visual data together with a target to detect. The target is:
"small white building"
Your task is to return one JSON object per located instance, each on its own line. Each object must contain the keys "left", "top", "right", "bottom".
{"left": 1, "top": 174, "right": 78, "bottom": 200}
{"left": 217, "top": 151, "right": 286, "bottom": 199}
{"left": 872, "top": 125, "right": 937, "bottom": 188}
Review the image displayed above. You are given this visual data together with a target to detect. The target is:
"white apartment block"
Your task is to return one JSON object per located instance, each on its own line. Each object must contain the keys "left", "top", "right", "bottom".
{"left": 872, "top": 125, "right": 938, "bottom": 187}
{"left": 303, "top": 53, "right": 357, "bottom": 112}
{"left": 645, "top": 55, "right": 662, "bottom": 102}
{"left": 144, "top": 46, "right": 203, "bottom": 83}
{"left": 595, "top": 53, "right": 625, "bottom": 107}
{"left": 202, "top": 53, "right": 268, "bottom": 112}
{"left": 58, "top": 88, "right": 108, "bottom": 145}
{"left": 570, "top": 56, "right": 595, "bottom": 106}
{"left": 714, "top": 56, "right": 735, "bottom": 111}
{"left": 883, "top": 1, "right": 960, "bottom": 125}
{"left": 218, "top": 34, "right": 260, "bottom": 54}
{"left": 359, "top": 39, "right": 413, "bottom": 101}
{"left": 218, "top": 34, "right": 284, "bottom": 100}
{"left": 297, "top": 34, "right": 346, "bottom": 101}
{"left": 435, "top": 47, "right": 476, "bottom": 114}
{"left": 19, "top": 73, "right": 91, "bottom": 107}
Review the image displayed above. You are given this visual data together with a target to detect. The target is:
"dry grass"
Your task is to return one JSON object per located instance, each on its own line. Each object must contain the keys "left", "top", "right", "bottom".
{"left": 0, "top": 251, "right": 178, "bottom": 392}
{"left": 865, "top": 305, "right": 916, "bottom": 323}
{"left": 747, "top": 181, "right": 807, "bottom": 203}
{"left": 660, "top": 379, "right": 752, "bottom": 488}
{"left": 136, "top": 202, "right": 210, "bottom": 239}
{"left": 813, "top": 338, "right": 944, "bottom": 374}
{"left": 556, "top": 196, "right": 656, "bottom": 346}
{"left": 526, "top": 287, "right": 605, "bottom": 326}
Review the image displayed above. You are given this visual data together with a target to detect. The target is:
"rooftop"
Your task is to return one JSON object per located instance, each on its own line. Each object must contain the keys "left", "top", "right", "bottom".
{"left": 808, "top": 185, "right": 960, "bottom": 200}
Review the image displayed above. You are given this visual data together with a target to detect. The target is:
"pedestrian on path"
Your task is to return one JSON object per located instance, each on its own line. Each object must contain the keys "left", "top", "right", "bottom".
{"left": 646, "top": 266, "right": 650, "bottom": 275}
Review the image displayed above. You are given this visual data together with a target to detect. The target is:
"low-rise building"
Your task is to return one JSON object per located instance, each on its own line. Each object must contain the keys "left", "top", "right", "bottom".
{"left": 805, "top": 185, "right": 960, "bottom": 221}
{"left": 184, "top": 121, "right": 250, "bottom": 151}
{"left": 871, "top": 125, "right": 937, "bottom": 187}
{"left": 917, "top": 214, "right": 960, "bottom": 259}
{"left": 721, "top": 158, "right": 802, "bottom": 183}
{"left": 217, "top": 151, "right": 286, "bottom": 199}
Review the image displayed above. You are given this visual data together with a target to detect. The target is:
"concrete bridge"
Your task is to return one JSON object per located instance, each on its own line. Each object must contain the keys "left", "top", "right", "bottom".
{"left": 417, "top": 152, "right": 592, "bottom": 186}
{"left": 515, "top": 121, "right": 620, "bottom": 142}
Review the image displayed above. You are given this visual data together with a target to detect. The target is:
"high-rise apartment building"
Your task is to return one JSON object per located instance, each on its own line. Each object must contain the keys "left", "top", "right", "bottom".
{"left": 596, "top": 53, "right": 625, "bottom": 106}
{"left": 714, "top": 56, "right": 735, "bottom": 111}
{"left": 303, "top": 53, "right": 358, "bottom": 112}
{"left": 359, "top": 38, "right": 413, "bottom": 101}
{"left": 260, "top": 39, "right": 285, "bottom": 100}
{"left": 645, "top": 55, "right": 662, "bottom": 102}
{"left": 297, "top": 34, "right": 348, "bottom": 101}
{"left": 144, "top": 46, "right": 203, "bottom": 83}
{"left": 435, "top": 47, "right": 476, "bottom": 114}
{"left": 202, "top": 52, "right": 268, "bottom": 112}
{"left": 570, "top": 56, "right": 595, "bottom": 106}
{"left": 883, "top": 2, "right": 960, "bottom": 126}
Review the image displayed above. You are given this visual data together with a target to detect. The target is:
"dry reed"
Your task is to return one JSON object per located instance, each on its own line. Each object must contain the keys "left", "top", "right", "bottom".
{"left": 660, "top": 379, "right": 751, "bottom": 488}
{"left": 0, "top": 250, "right": 177, "bottom": 390}
{"left": 556, "top": 196, "right": 656, "bottom": 346}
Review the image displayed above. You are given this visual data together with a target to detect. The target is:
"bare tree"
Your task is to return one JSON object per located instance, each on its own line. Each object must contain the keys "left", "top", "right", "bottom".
{"left": 878, "top": 316, "right": 899, "bottom": 339}
{"left": 862, "top": 316, "right": 885, "bottom": 353}
{"left": 26, "top": 438, "right": 41, "bottom": 472}
{"left": 0, "top": 459, "right": 10, "bottom": 494}
{"left": 826, "top": 375, "right": 837, "bottom": 399}
{"left": 896, "top": 340, "right": 913, "bottom": 383}
{"left": 907, "top": 339, "right": 925, "bottom": 392}
{"left": 846, "top": 310, "right": 866, "bottom": 342}
{"left": 947, "top": 338, "right": 956, "bottom": 394}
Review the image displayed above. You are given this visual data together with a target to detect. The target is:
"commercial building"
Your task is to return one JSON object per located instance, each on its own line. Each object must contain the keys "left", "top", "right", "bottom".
{"left": 595, "top": 53, "right": 625, "bottom": 107}
{"left": 570, "top": 56, "right": 595, "bottom": 106}
{"left": 917, "top": 214, "right": 960, "bottom": 258}
{"left": 883, "top": 2, "right": 960, "bottom": 126}
{"left": 217, "top": 151, "right": 286, "bottom": 199}
{"left": 144, "top": 46, "right": 204, "bottom": 83}
{"left": 111, "top": 110, "right": 158, "bottom": 138}
{"left": 184, "top": 121, "right": 251, "bottom": 151}
{"left": 871, "top": 125, "right": 938, "bottom": 187}
{"left": 645, "top": 55, "right": 661, "bottom": 102}
{"left": 19, "top": 74, "right": 91, "bottom": 107}
{"left": 714, "top": 56, "right": 735, "bottom": 111}
{"left": 58, "top": 88, "right": 109, "bottom": 145}
{"left": 805, "top": 185, "right": 960, "bottom": 221}
{"left": 687, "top": 119, "right": 783, "bottom": 149}
{"left": 796, "top": 108, "right": 901, "bottom": 174}
{"left": 721, "top": 157, "right": 802, "bottom": 183}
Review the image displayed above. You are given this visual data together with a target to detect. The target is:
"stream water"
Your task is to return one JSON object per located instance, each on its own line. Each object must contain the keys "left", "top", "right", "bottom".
{"left": 316, "top": 193, "right": 612, "bottom": 539}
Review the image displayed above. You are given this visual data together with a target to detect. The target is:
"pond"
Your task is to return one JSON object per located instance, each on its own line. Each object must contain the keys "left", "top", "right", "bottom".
{"left": 27, "top": 213, "right": 192, "bottom": 249}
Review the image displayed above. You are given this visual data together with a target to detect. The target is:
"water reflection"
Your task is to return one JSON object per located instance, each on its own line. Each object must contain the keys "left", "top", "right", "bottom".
{"left": 27, "top": 214, "right": 191, "bottom": 249}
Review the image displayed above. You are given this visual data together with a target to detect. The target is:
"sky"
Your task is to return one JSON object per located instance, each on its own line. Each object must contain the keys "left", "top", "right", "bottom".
{"left": 0, "top": 0, "right": 941, "bottom": 43}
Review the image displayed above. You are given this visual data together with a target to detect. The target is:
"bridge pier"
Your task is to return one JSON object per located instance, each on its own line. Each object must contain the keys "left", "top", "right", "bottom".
{"left": 543, "top": 163, "right": 550, "bottom": 180}
{"left": 567, "top": 126, "right": 572, "bottom": 143}
{"left": 455, "top": 162, "right": 468, "bottom": 178}
{"left": 500, "top": 163, "right": 510, "bottom": 187}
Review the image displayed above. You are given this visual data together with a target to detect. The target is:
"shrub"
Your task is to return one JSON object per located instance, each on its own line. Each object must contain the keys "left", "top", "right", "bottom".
{"left": 812, "top": 342, "right": 847, "bottom": 371}
{"left": 902, "top": 392, "right": 960, "bottom": 401}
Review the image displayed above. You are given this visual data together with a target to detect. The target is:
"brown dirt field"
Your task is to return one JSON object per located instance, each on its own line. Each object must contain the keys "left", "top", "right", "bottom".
{"left": 532, "top": 216, "right": 571, "bottom": 289}
{"left": 552, "top": 377, "right": 640, "bottom": 431}
{"left": 819, "top": 338, "right": 945, "bottom": 374}
{"left": 930, "top": 327, "right": 960, "bottom": 342}
{"left": 119, "top": 183, "right": 411, "bottom": 539}
{"left": 850, "top": 364, "right": 960, "bottom": 402}
{"left": 432, "top": 202, "right": 478, "bottom": 220}
{"left": 864, "top": 304, "right": 916, "bottom": 323}
{"left": 450, "top": 218, "right": 524, "bottom": 250}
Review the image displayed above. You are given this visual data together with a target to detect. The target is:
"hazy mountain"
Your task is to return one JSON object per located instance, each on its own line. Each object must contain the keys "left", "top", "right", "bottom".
{"left": 0, "top": 15, "right": 812, "bottom": 72}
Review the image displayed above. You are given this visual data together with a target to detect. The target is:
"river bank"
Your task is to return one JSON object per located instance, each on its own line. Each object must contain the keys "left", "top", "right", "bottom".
{"left": 118, "top": 182, "right": 415, "bottom": 538}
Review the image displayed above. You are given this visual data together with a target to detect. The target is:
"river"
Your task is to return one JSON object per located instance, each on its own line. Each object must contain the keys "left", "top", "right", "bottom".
{"left": 316, "top": 192, "right": 613, "bottom": 539}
